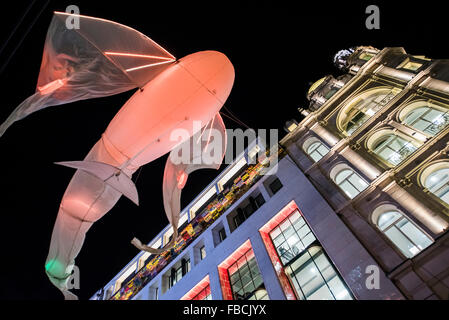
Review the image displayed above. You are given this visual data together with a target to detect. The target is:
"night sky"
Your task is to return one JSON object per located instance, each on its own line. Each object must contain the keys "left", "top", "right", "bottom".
{"left": 0, "top": 1, "right": 447, "bottom": 300}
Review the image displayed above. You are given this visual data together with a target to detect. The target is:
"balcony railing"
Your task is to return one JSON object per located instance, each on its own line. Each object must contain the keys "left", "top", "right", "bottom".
{"left": 105, "top": 148, "right": 285, "bottom": 300}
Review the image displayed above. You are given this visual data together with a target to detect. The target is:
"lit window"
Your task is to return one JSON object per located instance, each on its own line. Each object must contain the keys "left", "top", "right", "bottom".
{"left": 200, "top": 246, "right": 207, "bottom": 260}
{"left": 398, "top": 58, "right": 423, "bottom": 71}
{"left": 339, "top": 88, "right": 398, "bottom": 135}
{"left": 228, "top": 248, "right": 269, "bottom": 300}
{"left": 334, "top": 168, "right": 369, "bottom": 199}
{"left": 375, "top": 210, "right": 432, "bottom": 258}
{"left": 306, "top": 141, "right": 330, "bottom": 162}
{"left": 424, "top": 167, "right": 449, "bottom": 205}
{"left": 218, "top": 228, "right": 227, "bottom": 242}
{"left": 259, "top": 201, "right": 352, "bottom": 300}
{"left": 372, "top": 134, "right": 418, "bottom": 166}
{"left": 181, "top": 276, "right": 212, "bottom": 300}
{"left": 359, "top": 52, "right": 374, "bottom": 61}
{"left": 192, "top": 284, "right": 212, "bottom": 300}
{"left": 403, "top": 105, "right": 449, "bottom": 136}
{"left": 285, "top": 246, "right": 352, "bottom": 300}
{"left": 269, "top": 210, "right": 316, "bottom": 265}
{"left": 169, "top": 259, "right": 190, "bottom": 289}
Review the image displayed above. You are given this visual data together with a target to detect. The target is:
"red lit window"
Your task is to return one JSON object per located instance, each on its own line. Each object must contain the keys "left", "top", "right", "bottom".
{"left": 217, "top": 240, "right": 269, "bottom": 300}
{"left": 259, "top": 201, "right": 352, "bottom": 300}
{"left": 181, "top": 275, "right": 211, "bottom": 300}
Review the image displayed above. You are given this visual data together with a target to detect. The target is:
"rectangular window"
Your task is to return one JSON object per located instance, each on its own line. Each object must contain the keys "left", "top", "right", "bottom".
{"left": 269, "top": 210, "right": 316, "bottom": 265}
{"left": 218, "top": 228, "right": 227, "bottom": 242}
{"left": 192, "top": 284, "right": 212, "bottom": 300}
{"left": 285, "top": 247, "right": 352, "bottom": 300}
{"left": 259, "top": 201, "right": 352, "bottom": 300}
{"left": 397, "top": 58, "right": 423, "bottom": 71}
{"left": 169, "top": 258, "right": 190, "bottom": 289}
{"left": 255, "top": 193, "right": 265, "bottom": 207}
{"left": 200, "top": 246, "right": 206, "bottom": 260}
{"left": 269, "top": 178, "right": 283, "bottom": 195}
{"left": 243, "top": 202, "right": 255, "bottom": 217}
{"left": 227, "top": 247, "right": 269, "bottom": 300}
{"left": 181, "top": 275, "right": 212, "bottom": 300}
{"left": 359, "top": 52, "right": 374, "bottom": 61}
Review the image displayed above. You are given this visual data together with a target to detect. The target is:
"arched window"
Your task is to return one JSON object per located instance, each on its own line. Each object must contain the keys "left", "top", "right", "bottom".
{"left": 374, "top": 210, "right": 432, "bottom": 258}
{"left": 423, "top": 167, "right": 449, "bottom": 205}
{"left": 401, "top": 103, "right": 449, "bottom": 136}
{"left": 371, "top": 133, "right": 418, "bottom": 166}
{"left": 306, "top": 141, "right": 330, "bottom": 162}
{"left": 337, "top": 87, "right": 399, "bottom": 136}
{"left": 334, "top": 168, "right": 369, "bottom": 199}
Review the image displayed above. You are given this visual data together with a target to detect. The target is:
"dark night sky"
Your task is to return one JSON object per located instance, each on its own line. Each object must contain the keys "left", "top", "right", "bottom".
{"left": 0, "top": 0, "right": 447, "bottom": 300}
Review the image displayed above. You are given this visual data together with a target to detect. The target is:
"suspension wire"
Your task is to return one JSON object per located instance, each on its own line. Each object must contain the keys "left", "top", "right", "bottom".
{"left": 0, "top": 0, "right": 37, "bottom": 57}
{"left": 223, "top": 105, "right": 251, "bottom": 129}
{"left": 134, "top": 166, "right": 143, "bottom": 184}
{"left": 220, "top": 110, "right": 250, "bottom": 129}
{"left": 0, "top": 0, "right": 50, "bottom": 77}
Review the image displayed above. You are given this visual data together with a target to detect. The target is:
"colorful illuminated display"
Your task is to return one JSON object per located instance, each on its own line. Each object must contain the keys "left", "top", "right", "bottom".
{"left": 1, "top": 12, "right": 235, "bottom": 299}
{"left": 110, "top": 149, "right": 285, "bottom": 300}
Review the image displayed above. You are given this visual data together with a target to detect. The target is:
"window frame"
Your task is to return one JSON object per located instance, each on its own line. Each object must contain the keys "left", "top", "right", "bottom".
{"left": 373, "top": 208, "right": 433, "bottom": 258}
{"left": 331, "top": 166, "right": 369, "bottom": 199}
{"left": 306, "top": 141, "right": 330, "bottom": 163}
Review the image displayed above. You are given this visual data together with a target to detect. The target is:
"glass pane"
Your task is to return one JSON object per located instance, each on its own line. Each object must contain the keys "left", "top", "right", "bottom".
{"left": 404, "top": 107, "right": 428, "bottom": 125}
{"left": 317, "top": 144, "right": 330, "bottom": 156}
{"left": 377, "top": 211, "right": 401, "bottom": 230}
{"left": 384, "top": 227, "right": 417, "bottom": 258}
{"left": 302, "top": 233, "right": 316, "bottom": 248}
{"left": 397, "top": 219, "right": 432, "bottom": 250}
{"left": 335, "top": 169, "right": 352, "bottom": 184}
{"left": 270, "top": 226, "right": 281, "bottom": 239}
{"left": 348, "top": 173, "right": 369, "bottom": 192}
{"left": 307, "top": 284, "right": 335, "bottom": 300}
{"left": 288, "top": 211, "right": 301, "bottom": 223}
{"left": 327, "top": 276, "right": 352, "bottom": 300}
{"left": 339, "top": 180, "right": 360, "bottom": 199}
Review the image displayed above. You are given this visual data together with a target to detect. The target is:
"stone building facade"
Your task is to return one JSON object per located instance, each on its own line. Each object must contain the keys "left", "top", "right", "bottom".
{"left": 281, "top": 46, "right": 449, "bottom": 300}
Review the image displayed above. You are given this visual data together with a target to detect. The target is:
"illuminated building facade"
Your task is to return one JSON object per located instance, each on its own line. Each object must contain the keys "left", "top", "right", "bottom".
{"left": 282, "top": 46, "right": 449, "bottom": 300}
{"left": 91, "top": 46, "right": 449, "bottom": 301}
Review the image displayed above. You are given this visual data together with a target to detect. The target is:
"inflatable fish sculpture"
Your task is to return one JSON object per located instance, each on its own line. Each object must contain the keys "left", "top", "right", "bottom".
{"left": 0, "top": 12, "right": 234, "bottom": 299}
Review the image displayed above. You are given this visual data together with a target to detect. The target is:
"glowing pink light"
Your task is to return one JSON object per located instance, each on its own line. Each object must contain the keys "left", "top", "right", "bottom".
{"left": 176, "top": 170, "right": 188, "bottom": 189}
{"left": 54, "top": 11, "right": 176, "bottom": 60}
{"left": 38, "top": 78, "right": 67, "bottom": 95}
{"left": 125, "top": 60, "right": 174, "bottom": 72}
{"left": 105, "top": 52, "right": 174, "bottom": 61}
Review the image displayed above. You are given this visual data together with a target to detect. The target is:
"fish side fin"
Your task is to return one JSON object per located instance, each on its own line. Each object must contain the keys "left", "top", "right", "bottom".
{"left": 55, "top": 160, "right": 139, "bottom": 206}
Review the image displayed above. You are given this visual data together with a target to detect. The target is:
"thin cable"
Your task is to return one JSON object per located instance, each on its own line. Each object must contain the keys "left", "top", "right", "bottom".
{"left": 223, "top": 105, "right": 251, "bottom": 129}
{"left": 0, "top": 0, "right": 36, "bottom": 57}
{"left": 0, "top": 0, "right": 50, "bottom": 77}
{"left": 134, "top": 166, "right": 143, "bottom": 184}
{"left": 220, "top": 110, "right": 250, "bottom": 129}
{"left": 220, "top": 110, "right": 246, "bottom": 128}
{"left": 222, "top": 109, "right": 250, "bottom": 129}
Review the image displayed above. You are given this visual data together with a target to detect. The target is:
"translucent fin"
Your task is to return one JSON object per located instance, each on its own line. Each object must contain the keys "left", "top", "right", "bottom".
{"left": 132, "top": 113, "right": 227, "bottom": 253}
{"left": 55, "top": 160, "right": 139, "bottom": 205}
{"left": 0, "top": 12, "right": 175, "bottom": 137}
